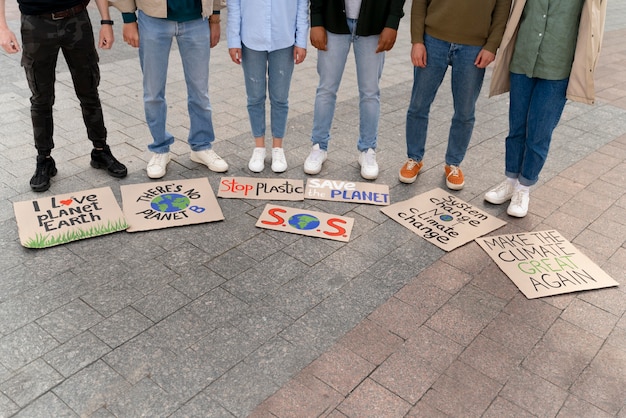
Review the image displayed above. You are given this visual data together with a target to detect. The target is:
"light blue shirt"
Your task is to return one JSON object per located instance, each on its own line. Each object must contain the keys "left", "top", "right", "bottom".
{"left": 227, "top": 0, "right": 309, "bottom": 52}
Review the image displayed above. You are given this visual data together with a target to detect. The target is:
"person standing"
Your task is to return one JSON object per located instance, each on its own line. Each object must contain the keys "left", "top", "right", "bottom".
{"left": 110, "top": 0, "right": 228, "bottom": 179}
{"left": 485, "top": 0, "right": 606, "bottom": 217}
{"left": 0, "top": 0, "right": 128, "bottom": 192}
{"left": 227, "top": 0, "right": 308, "bottom": 173}
{"left": 303, "top": 0, "right": 405, "bottom": 180}
{"left": 399, "top": 0, "right": 511, "bottom": 189}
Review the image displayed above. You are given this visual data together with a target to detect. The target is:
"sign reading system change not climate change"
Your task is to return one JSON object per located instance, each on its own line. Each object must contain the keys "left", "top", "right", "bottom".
{"left": 381, "top": 188, "right": 506, "bottom": 251}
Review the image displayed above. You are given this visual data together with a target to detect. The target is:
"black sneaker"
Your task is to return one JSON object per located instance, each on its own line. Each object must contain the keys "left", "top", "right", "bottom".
{"left": 90, "top": 145, "right": 128, "bottom": 178}
{"left": 30, "top": 156, "right": 57, "bottom": 192}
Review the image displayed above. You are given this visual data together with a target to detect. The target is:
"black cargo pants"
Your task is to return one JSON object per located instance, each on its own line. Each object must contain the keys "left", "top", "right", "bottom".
{"left": 21, "top": 10, "right": 107, "bottom": 156}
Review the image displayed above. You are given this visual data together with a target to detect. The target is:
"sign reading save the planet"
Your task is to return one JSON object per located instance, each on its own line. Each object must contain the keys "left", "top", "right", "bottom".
{"left": 477, "top": 230, "right": 619, "bottom": 299}
{"left": 13, "top": 187, "right": 127, "bottom": 248}
{"left": 256, "top": 204, "right": 354, "bottom": 242}
{"left": 121, "top": 178, "right": 223, "bottom": 232}
{"left": 305, "top": 178, "right": 390, "bottom": 206}
{"left": 381, "top": 188, "right": 506, "bottom": 251}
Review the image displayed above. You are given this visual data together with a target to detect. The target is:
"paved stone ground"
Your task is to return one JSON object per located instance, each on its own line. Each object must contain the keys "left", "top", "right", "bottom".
{"left": 0, "top": 2, "right": 625, "bottom": 417}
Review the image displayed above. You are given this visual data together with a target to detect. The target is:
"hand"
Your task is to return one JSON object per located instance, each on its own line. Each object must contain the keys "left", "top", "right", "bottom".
{"left": 209, "top": 20, "right": 220, "bottom": 48}
{"left": 294, "top": 46, "right": 306, "bottom": 64}
{"left": 98, "top": 25, "right": 114, "bottom": 49}
{"left": 123, "top": 22, "right": 139, "bottom": 48}
{"left": 411, "top": 43, "right": 427, "bottom": 68}
{"left": 474, "top": 49, "right": 496, "bottom": 69}
{"left": 376, "top": 28, "right": 398, "bottom": 53}
{"left": 310, "top": 26, "right": 327, "bottom": 51}
{"left": 229, "top": 48, "right": 241, "bottom": 64}
{"left": 0, "top": 27, "right": 20, "bottom": 53}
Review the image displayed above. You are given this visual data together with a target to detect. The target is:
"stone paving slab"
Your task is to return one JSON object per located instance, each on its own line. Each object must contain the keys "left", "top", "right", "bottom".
{"left": 0, "top": 1, "right": 625, "bottom": 417}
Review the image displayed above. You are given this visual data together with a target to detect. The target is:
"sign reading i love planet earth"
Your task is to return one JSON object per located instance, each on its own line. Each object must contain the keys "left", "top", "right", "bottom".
{"left": 13, "top": 187, "right": 127, "bottom": 248}
{"left": 121, "top": 178, "right": 223, "bottom": 232}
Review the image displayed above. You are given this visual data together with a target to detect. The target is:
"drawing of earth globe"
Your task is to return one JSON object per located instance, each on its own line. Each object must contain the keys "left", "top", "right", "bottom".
{"left": 288, "top": 214, "right": 321, "bottom": 230}
{"left": 439, "top": 214, "right": 453, "bottom": 222}
{"left": 151, "top": 193, "right": 191, "bottom": 213}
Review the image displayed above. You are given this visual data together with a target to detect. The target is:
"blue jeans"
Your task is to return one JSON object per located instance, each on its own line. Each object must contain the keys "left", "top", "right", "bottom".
{"left": 406, "top": 34, "right": 485, "bottom": 166}
{"left": 138, "top": 11, "right": 216, "bottom": 153}
{"left": 311, "top": 19, "right": 384, "bottom": 151}
{"left": 505, "top": 73, "right": 568, "bottom": 186}
{"left": 241, "top": 45, "right": 294, "bottom": 139}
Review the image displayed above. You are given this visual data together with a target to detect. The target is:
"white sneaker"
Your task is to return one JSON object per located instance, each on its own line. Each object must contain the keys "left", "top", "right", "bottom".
{"left": 358, "top": 148, "right": 379, "bottom": 180}
{"left": 507, "top": 187, "right": 530, "bottom": 217}
{"left": 484, "top": 179, "right": 517, "bottom": 204}
{"left": 248, "top": 147, "right": 266, "bottom": 172}
{"left": 147, "top": 152, "right": 170, "bottom": 179}
{"left": 271, "top": 147, "right": 288, "bottom": 173}
{"left": 303, "top": 144, "right": 327, "bottom": 175}
{"left": 190, "top": 149, "right": 229, "bottom": 172}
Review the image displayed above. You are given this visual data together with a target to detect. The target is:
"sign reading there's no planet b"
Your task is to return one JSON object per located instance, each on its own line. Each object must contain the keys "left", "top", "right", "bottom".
{"left": 381, "top": 188, "right": 506, "bottom": 251}
{"left": 305, "top": 178, "right": 390, "bottom": 206}
{"left": 218, "top": 177, "right": 304, "bottom": 201}
{"left": 13, "top": 187, "right": 127, "bottom": 248}
{"left": 256, "top": 204, "right": 354, "bottom": 242}
{"left": 477, "top": 230, "right": 619, "bottom": 299}
{"left": 121, "top": 178, "right": 223, "bottom": 232}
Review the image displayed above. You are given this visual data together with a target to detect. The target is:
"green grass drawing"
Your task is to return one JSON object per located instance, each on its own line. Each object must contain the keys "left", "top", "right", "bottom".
{"left": 24, "top": 218, "right": 128, "bottom": 249}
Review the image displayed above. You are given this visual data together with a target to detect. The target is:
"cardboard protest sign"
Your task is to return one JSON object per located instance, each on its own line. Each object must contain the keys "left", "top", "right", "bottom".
{"left": 121, "top": 178, "right": 223, "bottom": 232}
{"left": 218, "top": 177, "right": 304, "bottom": 201}
{"left": 14, "top": 187, "right": 127, "bottom": 248}
{"left": 256, "top": 204, "right": 354, "bottom": 242}
{"left": 305, "top": 178, "right": 390, "bottom": 206}
{"left": 381, "top": 188, "right": 506, "bottom": 251}
{"left": 477, "top": 230, "right": 619, "bottom": 299}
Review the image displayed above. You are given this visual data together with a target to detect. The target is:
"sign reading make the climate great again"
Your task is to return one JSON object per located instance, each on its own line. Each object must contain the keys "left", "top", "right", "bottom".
{"left": 13, "top": 187, "right": 127, "bottom": 248}
{"left": 477, "top": 230, "right": 619, "bottom": 298}
{"left": 121, "top": 178, "right": 223, "bottom": 232}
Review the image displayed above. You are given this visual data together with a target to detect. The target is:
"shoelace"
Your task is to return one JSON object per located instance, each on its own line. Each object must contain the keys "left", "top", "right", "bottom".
{"left": 447, "top": 165, "right": 460, "bottom": 178}
{"left": 363, "top": 152, "right": 376, "bottom": 165}
{"left": 510, "top": 189, "right": 526, "bottom": 205}
{"left": 493, "top": 181, "right": 511, "bottom": 194}
{"left": 272, "top": 149, "right": 286, "bottom": 164}
{"left": 405, "top": 159, "right": 417, "bottom": 170}
{"left": 310, "top": 149, "right": 325, "bottom": 162}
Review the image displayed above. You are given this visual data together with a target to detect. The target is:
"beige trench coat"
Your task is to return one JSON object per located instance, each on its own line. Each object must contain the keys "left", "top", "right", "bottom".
{"left": 108, "top": 0, "right": 226, "bottom": 18}
{"left": 489, "top": 0, "right": 607, "bottom": 105}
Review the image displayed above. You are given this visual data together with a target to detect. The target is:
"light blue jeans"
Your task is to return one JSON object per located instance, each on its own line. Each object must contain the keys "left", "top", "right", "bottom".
{"left": 505, "top": 73, "right": 569, "bottom": 186}
{"left": 311, "top": 19, "right": 384, "bottom": 151}
{"left": 241, "top": 45, "right": 294, "bottom": 139}
{"left": 138, "top": 11, "right": 216, "bottom": 153}
{"left": 406, "top": 34, "right": 485, "bottom": 166}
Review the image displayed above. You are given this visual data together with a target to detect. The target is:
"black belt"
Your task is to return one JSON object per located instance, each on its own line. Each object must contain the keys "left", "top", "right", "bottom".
{"left": 40, "top": 1, "right": 89, "bottom": 20}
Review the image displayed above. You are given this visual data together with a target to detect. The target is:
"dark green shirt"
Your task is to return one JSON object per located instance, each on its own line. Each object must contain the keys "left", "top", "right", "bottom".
{"left": 510, "top": 0, "right": 584, "bottom": 80}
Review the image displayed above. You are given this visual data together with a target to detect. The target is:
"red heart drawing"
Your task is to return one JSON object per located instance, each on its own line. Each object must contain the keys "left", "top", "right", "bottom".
{"left": 60, "top": 199, "right": 73, "bottom": 206}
